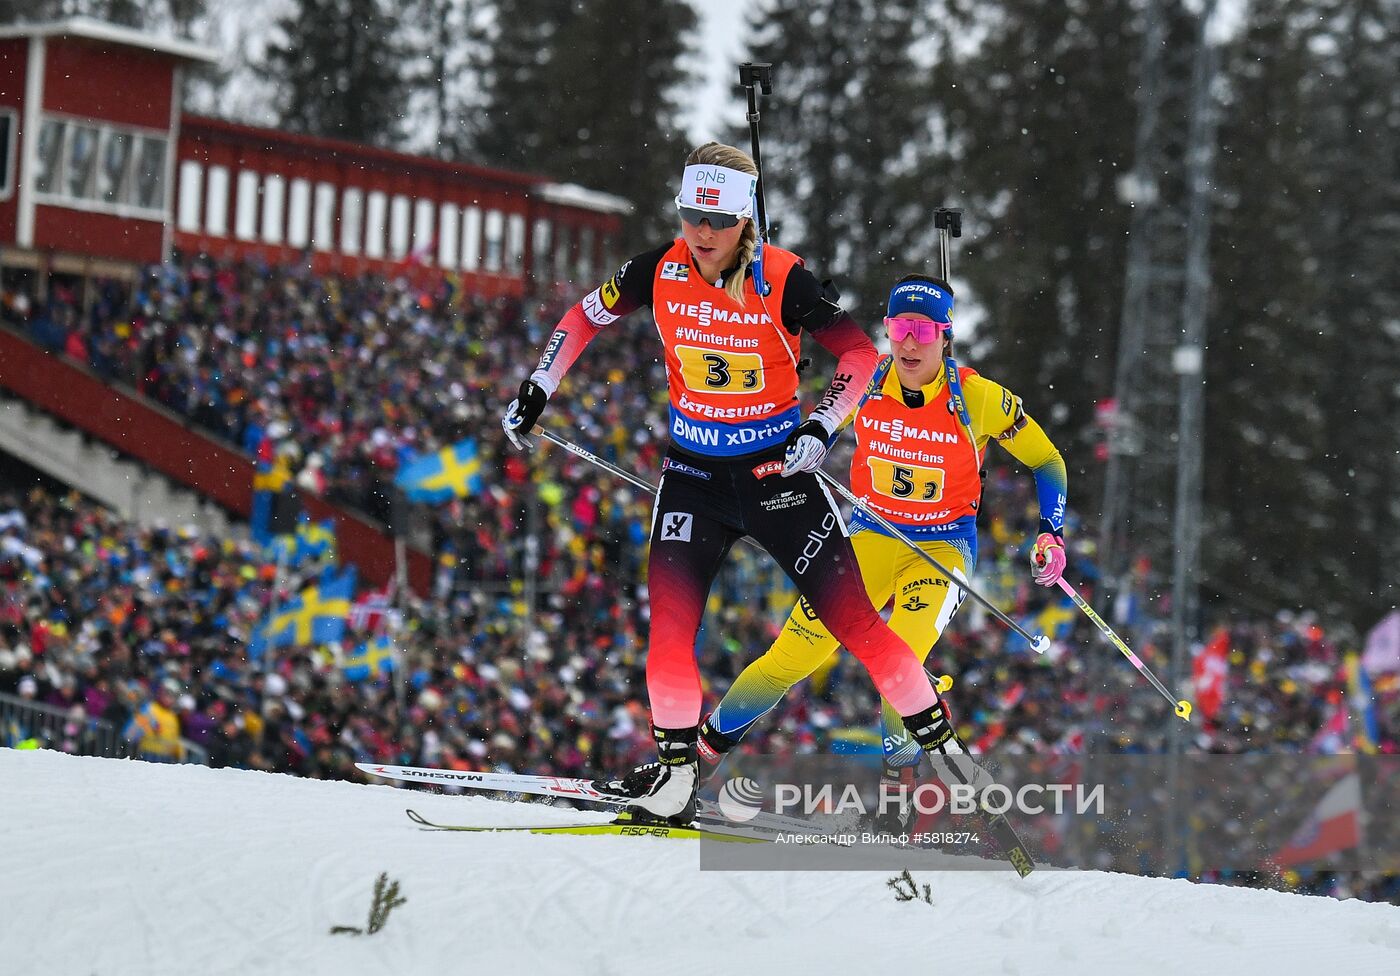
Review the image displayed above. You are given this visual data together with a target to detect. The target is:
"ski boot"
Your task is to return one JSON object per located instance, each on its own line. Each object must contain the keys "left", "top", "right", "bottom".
{"left": 696, "top": 717, "right": 737, "bottom": 786}
{"left": 593, "top": 725, "right": 699, "bottom": 827}
{"left": 901, "top": 698, "right": 1035, "bottom": 877}
{"left": 873, "top": 760, "right": 921, "bottom": 838}
{"left": 901, "top": 698, "right": 996, "bottom": 796}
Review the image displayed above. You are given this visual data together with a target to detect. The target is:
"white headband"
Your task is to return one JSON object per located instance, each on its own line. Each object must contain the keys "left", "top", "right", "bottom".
{"left": 676, "top": 164, "right": 756, "bottom": 217}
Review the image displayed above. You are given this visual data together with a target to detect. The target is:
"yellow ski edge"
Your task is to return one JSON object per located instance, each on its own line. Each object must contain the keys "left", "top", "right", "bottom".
{"left": 405, "top": 809, "right": 766, "bottom": 843}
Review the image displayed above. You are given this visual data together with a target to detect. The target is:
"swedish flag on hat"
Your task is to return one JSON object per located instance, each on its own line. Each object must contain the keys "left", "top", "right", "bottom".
{"left": 887, "top": 275, "right": 955, "bottom": 329}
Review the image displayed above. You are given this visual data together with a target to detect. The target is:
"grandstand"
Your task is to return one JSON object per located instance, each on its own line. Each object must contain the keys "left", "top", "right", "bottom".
{"left": 0, "top": 16, "right": 1395, "bottom": 912}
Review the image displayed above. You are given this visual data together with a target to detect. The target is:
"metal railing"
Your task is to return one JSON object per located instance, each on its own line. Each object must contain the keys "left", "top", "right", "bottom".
{"left": 0, "top": 690, "right": 208, "bottom": 764}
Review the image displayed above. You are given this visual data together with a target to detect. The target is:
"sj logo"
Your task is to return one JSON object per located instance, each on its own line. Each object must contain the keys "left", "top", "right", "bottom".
{"left": 901, "top": 595, "right": 930, "bottom": 612}
{"left": 659, "top": 512, "right": 692, "bottom": 542}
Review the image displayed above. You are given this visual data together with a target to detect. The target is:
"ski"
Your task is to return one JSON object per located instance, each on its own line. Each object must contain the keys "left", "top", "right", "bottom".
{"left": 355, "top": 761, "right": 827, "bottom": 836}
{"left": 404, "top": 808, "right": 767, "bottom": 843}
{"left": 364, "top": 762, "right": 1031, "bottom": 869}
{"left": 980, "top": 811, "right": 1036, "bottom": 878}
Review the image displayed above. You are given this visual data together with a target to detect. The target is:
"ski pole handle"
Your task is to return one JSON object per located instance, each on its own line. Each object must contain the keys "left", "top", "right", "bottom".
{"left": 933, "top": 208, "right": 962, "bottom": 283}
{"left": 814, "top": 470, "right": 1050, "bottom": 652}
{"left": 1056, "top": 577, "right": 1193, "bottom": 721}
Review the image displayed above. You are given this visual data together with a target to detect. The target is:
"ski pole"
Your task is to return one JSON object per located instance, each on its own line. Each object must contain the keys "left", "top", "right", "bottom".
{"left": 814, "top": 470, "right": 1050, "bottom": 653}
{"left": 531, "top": 426, "right": 767, "bottom": 553}
{"left": 533, "top": 425, "right": 657, "bottom": 496}
{"left": 739, "top": 62, "right": 774, "bottom": 295}
{"left": 1056, "top": 577, "right": 1193, "bottom": 721}
{"left": 933, "top": 207, "right": 962, "bottom": 282}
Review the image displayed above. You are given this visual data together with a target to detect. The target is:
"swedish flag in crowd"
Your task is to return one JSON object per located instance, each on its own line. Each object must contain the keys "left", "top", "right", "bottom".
{"left": 1036, "top": 595, "right": 1078, "bottom": 641}
{"left": 249, "top": 565, "right": 357, "bottom": 658}
{"left": 266, "top": 517, "right": 337, "bottom": 569}
{"left": 395, "top": 438, "right": 483, "bottom": 503}
{"left": 1346, "top": 653, "right": 1380, "bottom": 754}
{"left": 343, "top": 634, "right": 396, "bottom": 682}
{"left": 250, "top": 455, "right": 296, "bottom": 545}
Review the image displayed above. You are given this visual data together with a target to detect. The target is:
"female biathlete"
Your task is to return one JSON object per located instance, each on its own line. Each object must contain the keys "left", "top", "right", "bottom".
{"left": 695, "top": 274, "right": 1069, "bottom": 819}
{"left": 502, "top": 144, "right": 989, "bottom": 825}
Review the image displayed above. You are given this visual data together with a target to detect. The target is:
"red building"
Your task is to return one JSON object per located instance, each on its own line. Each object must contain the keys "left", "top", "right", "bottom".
{"left": 0, "top": 17, "right": 629, "bottom": 292}
{"left": 0, "top": 18, "right": 633, "bottom": 589}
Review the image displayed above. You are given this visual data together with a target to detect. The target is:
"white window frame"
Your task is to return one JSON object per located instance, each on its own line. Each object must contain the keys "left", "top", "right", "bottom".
{"left": 234, "top": 169, "right": 260, "bottom": 241}
{"left": 261, "top": 174, "right": 286, "bottom": 244}
{"left": 29, "top": 111, "right": 170, "bottom": 219}
{"left": 204, "top": 165, "right": 229, "bottom": 236}
{"left": 482, "top": 209, "right": 503, "bottom": 273}
{"left": 460, "top": 205, "right": 481, "bottom": 271}
{"left": 364, "top": 191, "right": 387, "bottom": 258}
{"left": 0, "top": 107, "right": 17, "bottom": 201}
{"left": 312, "top": 181, "right": 336, "bottom": 252}
{"left": 506, "top": 213, "right": 526, "bottom": 275}
{"left": 176, "top": 159, "right": 202, "bottom": 232}
{"left": 437, "top": 203, "right": 459, "bottom": 269}
{"left": 389, "top": 194, "right": 411, "bottom": 259}
{"left": 286, "top": 177, "right": 311, "bottom": 248}
{"left": 342, "top": 187, "right": 365, "bottom": 255}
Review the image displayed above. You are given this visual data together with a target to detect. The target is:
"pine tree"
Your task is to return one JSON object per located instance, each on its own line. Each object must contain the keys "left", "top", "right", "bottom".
{"left": 1305, "top": 0, "right": 1400, "bottom": 617}
{"left": 402, "top": 0, "right": 477, "bottom": 158}
{"left": 261, "top": 0, "right": 418, "bottom": 148}
{"left": 1206, "top": 1, "right": 1337, "bottom": 614}
{"left": 937, "top": 0, "right": 1139, "bottom": 443}
{"left": 472, "top": 0, "right": 697, "bottom": 249}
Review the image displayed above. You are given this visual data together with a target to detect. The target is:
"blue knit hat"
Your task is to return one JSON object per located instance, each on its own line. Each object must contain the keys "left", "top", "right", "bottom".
{"left": 886, "top": 276, "right": 954, "bottom": 327}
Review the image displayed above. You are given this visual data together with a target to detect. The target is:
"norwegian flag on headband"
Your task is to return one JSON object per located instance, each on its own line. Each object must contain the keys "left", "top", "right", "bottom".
{"left": 695, "top": 187, "right": 721, "bottom": 207}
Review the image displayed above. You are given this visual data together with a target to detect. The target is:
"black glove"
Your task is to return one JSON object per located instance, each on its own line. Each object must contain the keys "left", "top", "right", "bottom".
{"left": 502, "top": 379, "right": 548, "bottom": 451}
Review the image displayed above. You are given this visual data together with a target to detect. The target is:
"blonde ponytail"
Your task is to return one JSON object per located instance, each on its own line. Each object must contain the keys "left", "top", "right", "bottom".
{"left": 726, "top": 221, "right": 757, "bottom": 305}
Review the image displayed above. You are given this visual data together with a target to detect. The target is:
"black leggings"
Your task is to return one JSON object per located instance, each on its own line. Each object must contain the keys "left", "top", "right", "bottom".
{"left": 644, "top": 445, "right": 938, "bottom": 729}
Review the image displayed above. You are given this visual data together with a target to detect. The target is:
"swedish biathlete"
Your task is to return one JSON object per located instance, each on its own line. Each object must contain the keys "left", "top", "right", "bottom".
{"left": 697, "top": 274, "right": 1069, "bottom": 791}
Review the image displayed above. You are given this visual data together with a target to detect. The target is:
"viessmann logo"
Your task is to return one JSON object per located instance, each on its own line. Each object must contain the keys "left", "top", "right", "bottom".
{"left": 665, "top": 300, "right": 771, "bottom": 329}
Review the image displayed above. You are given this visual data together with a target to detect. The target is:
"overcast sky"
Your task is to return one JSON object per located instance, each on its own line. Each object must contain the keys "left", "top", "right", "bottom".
{"left": 685, "top": 0, "right": 750, "bottom": 143}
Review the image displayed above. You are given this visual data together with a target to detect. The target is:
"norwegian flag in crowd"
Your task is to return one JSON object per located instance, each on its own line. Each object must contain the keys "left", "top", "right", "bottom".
{"left": 350, "top": 583, "right": 400, "bottom": 633}
{"left": 1193, "top": 628, "right": 1230, "bottom": 721}
{"left": 997, "top": 681, "right": 1027, "bottom": 712}
{"left": 1273, "top": 773, "right": 1363, "bottom": 868}
{"left": 695, "top": 187, "right": 721, "bottom": 207}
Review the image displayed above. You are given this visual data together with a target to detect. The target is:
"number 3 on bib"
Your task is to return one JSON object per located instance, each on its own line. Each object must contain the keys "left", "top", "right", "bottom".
{"left": 865, "top": 457, "right": 945, "bottom": 502}
{"left": 676, "top": 345, "right": 764, "bottom": 394}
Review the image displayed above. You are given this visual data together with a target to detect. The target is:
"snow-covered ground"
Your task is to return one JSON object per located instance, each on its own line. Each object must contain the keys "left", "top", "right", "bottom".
{"left": 2, "top": 750, "right": 1397, "bottom": 976}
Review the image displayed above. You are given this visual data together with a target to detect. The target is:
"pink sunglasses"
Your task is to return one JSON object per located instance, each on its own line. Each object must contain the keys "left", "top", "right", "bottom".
{"left": 884, "top": 317, "right": 951, "bottom": 343}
